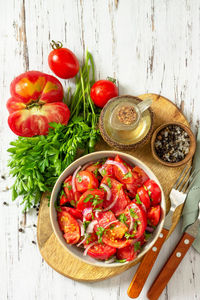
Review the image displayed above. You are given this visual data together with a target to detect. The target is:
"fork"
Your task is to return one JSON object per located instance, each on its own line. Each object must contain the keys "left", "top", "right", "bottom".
{"left": 127, "top": 165, "right": 198, "bottom": 298}
{"left": 147, "top": 201, "right": 200, "bottom": 300}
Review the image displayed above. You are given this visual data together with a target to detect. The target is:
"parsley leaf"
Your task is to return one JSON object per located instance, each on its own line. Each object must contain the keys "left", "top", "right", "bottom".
{"left": 118, "top": 213, "right": 128, "bottom": 226}
{"left": 123, "top": 171, "right": 132, "bottom": 179}
{"left": 107, "top": 177, "right": 112, "bottom": 188}
{"left": 83, "top": 221, "right": 90, "bottom": 233}
{"left": 83, "top": 194, "right": 94, "bottom": 203}
{"left": 135, "top": 193, "right": 142, "bottom": 205}
{"left": 96, "top": 226, "right": 105, "bottom": 243}
{"left": 134, "top": 241, "right": 141, "bottom": 252}
{"left": 115, "top": 259, "right": 127, "bottom": 263}
{"left": 129, "top": 208, "right": 139, "bottom": 219}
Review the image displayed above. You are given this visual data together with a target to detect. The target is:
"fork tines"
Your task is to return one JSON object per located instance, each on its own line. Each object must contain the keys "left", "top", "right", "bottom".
{"left": 173, "top": 165, "right": 200, "bottom": 193}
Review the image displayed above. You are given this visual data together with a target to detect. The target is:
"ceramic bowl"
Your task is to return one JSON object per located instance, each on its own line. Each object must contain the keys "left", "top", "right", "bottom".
{"left": 50, "top": 151, "right": 166, "bottom": 268}
{"left": 151, "top": 122, "right": 196, "bottom": 167}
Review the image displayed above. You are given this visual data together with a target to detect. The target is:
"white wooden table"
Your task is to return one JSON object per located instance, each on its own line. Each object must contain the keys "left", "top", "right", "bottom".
{"left": 0, "top": 1, "right": 200, "bottom": 299}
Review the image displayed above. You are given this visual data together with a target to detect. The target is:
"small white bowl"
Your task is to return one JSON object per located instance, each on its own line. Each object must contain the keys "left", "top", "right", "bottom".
{"left": 50, "top": 151, "right": 166, "bottom": 268}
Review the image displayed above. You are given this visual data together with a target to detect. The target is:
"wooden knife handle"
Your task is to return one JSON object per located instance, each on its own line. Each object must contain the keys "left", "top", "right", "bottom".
{"left": 127, "top": 228, "right": 169, "bottom": 298}
{"left": 147, "top": 232, "right": 195, "bottom": 300}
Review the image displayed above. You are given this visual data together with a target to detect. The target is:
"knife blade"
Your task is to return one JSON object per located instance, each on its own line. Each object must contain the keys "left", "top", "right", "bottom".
{"left": 147, "top": 202, "right": 200, "bottom": 300}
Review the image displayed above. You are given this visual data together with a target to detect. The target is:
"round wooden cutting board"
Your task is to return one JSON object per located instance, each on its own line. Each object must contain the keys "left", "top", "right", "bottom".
{"left": 37, "top": 93, "right": 191, "bottom": 282}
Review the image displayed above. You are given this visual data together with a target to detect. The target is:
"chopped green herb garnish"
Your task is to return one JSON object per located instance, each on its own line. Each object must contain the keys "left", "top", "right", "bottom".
{"left": 129, "top": 208, "right": 139, "bottom": 219}
{"left": 96, "top": 226, "right": 105, "bottom": 243}
{"left": 94, "top": 168, "right": 98, "bottom": 178}
{"left": 118, "top": 213, "right": 128, "bottom": 226}
{"left": 134, "top": 241, "right": 141, "bottom": 252}
{"left": 54, "top": 200, "right": 62, "bottom": 212}
{"left": 83, "top": 194, "right": 94, "bottom": 203}
{"left": 94, "top": 161, "right": 100, "bottom": 166}
{"left": 83, "top": 221, "right": 90, "bottom": 233}
{"left": 123, "top": 171, "right": 132, "bottom": 179}
{"left": 76, "top": 174, "right": 82, "bottom": 183}
{"left": 70, "top": 200, "right": 76, "bottom": 207}
{"left": 115, "top": 259, "right": 127, "bottom": 263}
{"left": 107, "top": 177, "right": 112, "bottom": 188}
{"left": 135, "top": 193, "right": 142, "bottom": 205}
{"left": 124, "top": 232, "right": 136, "bottom": 240}
{"left": 144, "top": 232, "right": 152, "bottom": 241}
{"left": 101, "top": 169, "right": 106, "bottom": 176}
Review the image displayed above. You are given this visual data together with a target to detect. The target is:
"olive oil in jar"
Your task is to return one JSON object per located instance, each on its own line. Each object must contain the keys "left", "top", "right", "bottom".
{"left": 102, "top": 97, "right": 152, "bottom": 145}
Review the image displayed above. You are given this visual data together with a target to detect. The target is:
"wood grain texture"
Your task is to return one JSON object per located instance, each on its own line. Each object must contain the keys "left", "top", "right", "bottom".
{"left": 127, "top": 228, "right": 169, "bottom": 298}
{"left": 147, "top": 232, "right": 195, "bottom": 300}
{"left": 1, "top": 1, "right": 200, "bottom": 299}
{"left": 37, "top": 94, "right": 189, "bottom": 281}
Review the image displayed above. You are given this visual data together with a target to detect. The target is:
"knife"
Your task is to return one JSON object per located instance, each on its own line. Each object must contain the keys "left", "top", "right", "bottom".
{"left": 147, "top": 202, "right": 200, "bottom": 300}
{"left": 127, "top": 207, "right": 173, "bottom": 298}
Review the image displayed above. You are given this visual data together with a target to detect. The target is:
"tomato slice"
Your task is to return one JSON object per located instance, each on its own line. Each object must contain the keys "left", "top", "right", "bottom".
{"left": 101, "top": 176, "right": 130, "bottom": 215}
{"left": 144, "top": 180, "right": 161, "bottom": 206}
{"left": 113, "top": 155, "right": 134, "bottom": 184}
{"left": 102, "top": 221, "right": 130, "bottom": 249}
{"left": 137, "top": 187, "right": 150, "bottom": 210}
{"left": 61, "top": 206, "right": 83, "bottom": 220}
{"left": 60, "top": 193, "right": 69, "bottom": 206}
{"left": 124, "top": 202, "right": 147, "bottom": 239}
{"left": 57, "top": 211, "right": 80, "bottom": 244}
{"left": 83, "top": 232, "right": 98, "bottom": 247}
{"left": 147, "top": 205, "right": 161, "bottom": 226}
{"left": 126, "top": 166, "right": 149, "bottom": 198}
{"left": 75, "top": 170, "right": 99, "bottom": 193}
{"left": 87, "top": 243, "right": 116, "bottom": 260}
{"left": 116, "top": 244, "right": 137, "bottom": 261}
{"left": 94, "top": 211, "right": 116, "bottom": 230}
{"left": 85, "top": 163, "right": 102, "bottom": 181}
{"left": 64, "top": 176, "right": 74, "bottom": 201}
{"left": 77, "top": 189, "right": 105, "bottom": 211}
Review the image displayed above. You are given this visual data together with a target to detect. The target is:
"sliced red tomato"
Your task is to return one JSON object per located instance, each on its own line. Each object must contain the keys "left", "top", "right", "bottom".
{"left": 87, "top": 243, "right": 116, "bottom": 260}
{"left": 144, "top": 180, "right": 161, "bottom": 206}
{"left": 57, "top": 211, "right": 80, "bottom": 244}
{"left": 94, "top": 211, "right": 116, "bottom": 230}
{"left": 137, "top": 187, "right": 150, "bottom": 210}
{"left": 126, "top": 166, "right": 149, "bottom": 198}
{"left": 61, "top": 206, "right": 82, "bottom": 220}
{"left": 113, "top": 155, "right": 134, "bottom": 184}
{"left": 116, "top": 244, "right": 137, "bottom": 261}
{"left": 75, "top": 170, "right": 99, "bottom": 193}
{"left": 85, "top": 163, "right": 102, "bottom": 181}
{"left": 124, "top": 202, "right": 147, "bottom": 239}
{"left": 100, "top": 157, "right": 114, "bottom": 177}
{"left": 77, "top": 189, "right": 105, "bottom": 211}
{"left": 101, "top": 176, "right": 130, "bottom": 215}
{"left": 60, "top": 193, "right": 69, "bottom": 206}
{"left": 102, "top": 221, "right": 130, "bottom": 249}
{"left": 147, "top": 205, "right": 161, "bottom": 226}
{"left": 64, "top": 176, "right": 74, "bottom": 201}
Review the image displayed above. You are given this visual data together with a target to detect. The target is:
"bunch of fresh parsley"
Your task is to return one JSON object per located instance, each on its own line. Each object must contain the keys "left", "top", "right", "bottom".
{"left": 7, "top": 51, "right": 100, "bottom": 211}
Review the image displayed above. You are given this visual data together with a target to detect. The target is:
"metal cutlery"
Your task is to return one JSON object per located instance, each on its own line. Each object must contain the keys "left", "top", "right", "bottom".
{"left": 127, "top": 165, "right": 196, "bottom": 298}
{"left": 147, "top": 201, "right": 200, "bottom": 300}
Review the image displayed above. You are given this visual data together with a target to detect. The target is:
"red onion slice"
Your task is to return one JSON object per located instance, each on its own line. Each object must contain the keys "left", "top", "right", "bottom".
{"left": 86, "top": 220, "right": 98, "bottom": 234}
{"left": 82, "top": 207, "right": 93, "bottom": 221}
{"left": 83, "top": 242, "right": 96, "bottom": 256}
{"left": 104, "top": 160, "right": 128, "bottom": 174}
{"left": 81, "top": 161, "right": 94, "bottom": 170}
{"left": 146, "top": 226, "right": 154, "bottom": 233}
{"left": 77, "top": 236, "right": 87, "bottom": 247}
{"left": 100, "top": 183, "right": 111, "bottom": 201}
{"left": 94, "top": 209, "right": 102, "bottom": 218}
{"left": 103, "top": 195, "right": 118, "bottom": 211}
{"left": 98, "top": 166, "right": 105, "bottom": 176}
{"left": 72, "top": 166, "right": 81, "bottom": 193}
{"left": 104, "top": 220, "right": 118, "bottom": 229}
{"left": 77, "top": 219, "right": 84, "bottom": 236}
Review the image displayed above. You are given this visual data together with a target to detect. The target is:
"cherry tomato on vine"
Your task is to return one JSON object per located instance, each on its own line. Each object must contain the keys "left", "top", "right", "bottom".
{"left": 90, "top": 79, "right": 118, "bottom": 108}
{"left": 48, "top": 40, "right": 79, "bottom": 79}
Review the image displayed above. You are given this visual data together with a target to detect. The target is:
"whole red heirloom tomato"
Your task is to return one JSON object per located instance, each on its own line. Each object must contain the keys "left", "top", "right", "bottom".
{"left": 48, "top": 41, "right": 79, "bottom": 79}
{"left": 90, "top": 79, "right": 118, "bottom": 108}
{"left": 6, "top": 71, "right": 70, "bottom": 137}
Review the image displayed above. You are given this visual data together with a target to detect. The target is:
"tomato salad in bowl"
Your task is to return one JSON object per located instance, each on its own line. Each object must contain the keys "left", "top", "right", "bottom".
{"left": 50, "top": 151, "right": 165, "bottom": 267}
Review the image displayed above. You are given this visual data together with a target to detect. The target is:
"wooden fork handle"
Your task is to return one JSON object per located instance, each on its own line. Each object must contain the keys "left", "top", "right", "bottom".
{"left": 147, "top": 232, "right": 195, "bottom": 300}
{"left": 127, "top": 228, "right": 169, "bottom": 298}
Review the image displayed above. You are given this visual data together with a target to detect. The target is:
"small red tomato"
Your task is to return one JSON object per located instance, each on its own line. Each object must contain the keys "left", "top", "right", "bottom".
{"left": 75, "top": 170, "right": 99, "bottom": 193}
{"left": 87, "top": 243, "right": 116, "bottom": 260}
{"left": 117, "top": 244, "right": 137, "bottom": 261}
{"left": 147, "top": 205, "right": 161, "bottom": 226}
{"left": 144, "top": 180, "right": 161, "bottom": 206}
{"left": 57, "top": 211, "right": 80, "bottom": 244}
{"left": 90, "top": 79, "right": 118, "bottom": 108}
{"left": 48, "top": 41, "right": 79, "bottom": 79}
{"left": 60, "top": 193, "right": 69, "bottom": 206}
{"left": 76, "top": 189, "right": 105, "bottom": 211}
